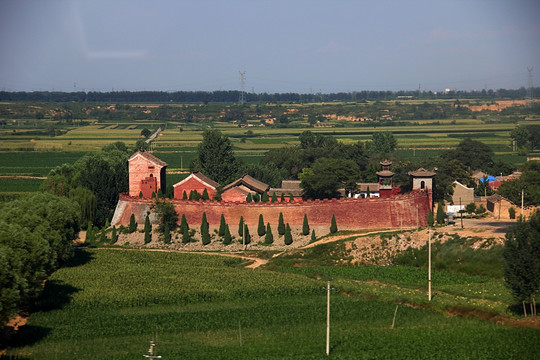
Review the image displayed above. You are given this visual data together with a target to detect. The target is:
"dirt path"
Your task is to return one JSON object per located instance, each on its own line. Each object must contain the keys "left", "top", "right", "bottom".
{"left": 301, "top": 228, "right": 418, "bottom": 249}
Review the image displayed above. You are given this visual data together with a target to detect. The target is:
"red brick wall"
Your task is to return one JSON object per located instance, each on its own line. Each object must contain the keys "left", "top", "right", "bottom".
{"left": 173, "top": 177, "right": 217, "bottom": 199}
{"left": 128, "top": 155, "right": 165, "bottom": 197}
{"left": 141, "top": 176, "right": 157, "bottom": 198}
{"left": 115, "top": 190, "right": 431, "bottom": 230}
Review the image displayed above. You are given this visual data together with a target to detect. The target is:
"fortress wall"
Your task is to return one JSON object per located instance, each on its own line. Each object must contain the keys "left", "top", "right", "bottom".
{"left": 113, "top": 190, "right": 430, "bottom": 230}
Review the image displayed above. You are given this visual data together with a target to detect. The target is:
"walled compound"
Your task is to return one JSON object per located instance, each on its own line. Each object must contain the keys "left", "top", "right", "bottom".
{"left": 112, "top": 151, "right": 434, "bottom": 230}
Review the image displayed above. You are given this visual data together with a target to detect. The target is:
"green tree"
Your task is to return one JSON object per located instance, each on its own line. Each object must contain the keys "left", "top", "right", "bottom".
{"left": 278, "top": 213, "right": 285, "bottom": 235}
{"left": 190, "top": 129, "right": 240, "bottom": 184}
{"left": 258, "top": 214, "right": 266, "bottom": 236}
{"left": 442, "top": 139, "right": 493, "bottom": 171}
{"left": 238, "top": 216, "right": 244, "bottom": 237}
{"left": 300, "top": 158, "right": 360, "bottom": 199}
{"left": 243, "top": 225, "right": 251, "bottom": 245}
{"left": 281, "top": 193, "right": 286, "bottom": 202}
{"left": 246, "top": 193, "right": 253, "bottom": 203}
{"left": 261, "top": 192, "right": 269, "bottom": 203}
{"left": 271, "top": 192, "right": 278, "bottom": 203}
{"left": 218, "top": 214, "right": 227, "bottom": 236}
{"left": 330, "top": 214, "right": 338, "bottom": 233}
{"left": 182, "top": 225, "right": 190, "bottom": 244}
{"left": 311, "top": 229, "right": 316, "bottom": 243}
{"left": 427, "top": 210, "right": 434, "bottom": 227}
{"left": 202, "top": 188, "right": 210, "bottom": 200}
{"left": 503, "top": 211, "right": 540, "bottom": 314}
{"left": 144, "top": 215, "right": 152, "bottom": 244}
{"left": 163, "top": 223, "right": 171, "bottom": 244}
{"left": 182, "top": 190, "right": 188, "bottom": 200}
{"left": 264, "top": 223, "right": 274, "bottom": 245}
{"left": 253, "top": 193, "right": 260, "bottom": 203}
{"left": 372, "top": 131, "right": 397, "bottom": 154}
{"left": 68, "top": 187, "right": 96, "bottom": 228}
{"left": 436, "top": 202, "right": 445, "bottom": 225}
{"left": 141, "top": 128, "right": 151, "bottom": 138}
{"left": 111, "top": 226, "right": 117, "bottom": 244}
{"left": 510, "top": 125, "right": 531, "bottom": 149}
{"left": 284, "top": 224, "right": 293, "bottom": 245}
{"left": 200, "top": 213, "right": 210, "bottom": 245}
{"left": 465, "top": 202, "right": 476, "bottom": 214}
{"left": 223, "top": 224, "right": 232, "bottom": 245}
{"left": 128, "top": 213, "right": 137, "bottom": 233}
{"left": 154, "top": 200, "right": 178, "bottom": 232}
{"left": 302, "top": 214, "right": 310, "bottom": 236}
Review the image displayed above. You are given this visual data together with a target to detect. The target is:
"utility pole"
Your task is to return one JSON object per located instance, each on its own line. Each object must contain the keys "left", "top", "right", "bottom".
{"left": 521, "top": 189, "right": 525, "bottom": 217}
{"left": 428, "top": 229, "right": 432, "bottom": 301}
{"left": 324, "top": 281, "right": 335, "bottom": 356}
{"left": 239, "top": 71, "right": 246, "bottom": 105}
{"left": 459, "top": 197, "right": 463, "bottom": 229}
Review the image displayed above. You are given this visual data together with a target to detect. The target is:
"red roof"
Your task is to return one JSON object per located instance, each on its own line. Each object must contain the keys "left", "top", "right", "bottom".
{"left": 173, "top": 171, "right": 219, "bottom": 189}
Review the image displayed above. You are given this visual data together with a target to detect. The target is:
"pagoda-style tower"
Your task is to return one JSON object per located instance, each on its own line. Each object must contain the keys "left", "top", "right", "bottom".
{"left": 376, "top": 160, "right": 394, "bottom": 190}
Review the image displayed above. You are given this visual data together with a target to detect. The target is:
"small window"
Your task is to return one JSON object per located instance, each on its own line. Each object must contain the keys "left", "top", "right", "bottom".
{"left": 148, "top": 165, "right": 155, "bottom": 169}
{"left": 420, "top": 180, "right": 425, "bottom": 189}
{"left": 149, "top": 174, "right": 154, "bottom": 177}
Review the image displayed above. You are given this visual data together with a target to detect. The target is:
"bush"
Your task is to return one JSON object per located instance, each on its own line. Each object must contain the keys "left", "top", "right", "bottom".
{"left": 302, "top": 214, "right": 310, "bottom": 236}
{"left": 284, "top": 224, "right": 293, "bottom": 245}
{"left": 264, "top": 223, "right": 273, "bottom": 244}
{"left": 509, "top": 207, "right": 516, "bottom": 219}
{"left": 278, "top": 213, "right": 285, "bottom": 235}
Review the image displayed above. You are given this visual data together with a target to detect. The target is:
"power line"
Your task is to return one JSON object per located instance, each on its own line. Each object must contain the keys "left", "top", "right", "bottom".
{"left": 239, "top": 70, "right": 246, "bottom": 105}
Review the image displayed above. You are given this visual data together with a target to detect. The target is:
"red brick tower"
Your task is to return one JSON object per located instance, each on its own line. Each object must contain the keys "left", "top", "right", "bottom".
{"left": 128, "top": 151, "right": 168, "bottom": 197}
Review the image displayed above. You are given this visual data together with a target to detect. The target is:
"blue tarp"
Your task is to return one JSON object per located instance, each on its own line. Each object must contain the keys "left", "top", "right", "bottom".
{"left": 479, "top": 175, "right": 498, "bottom": 183}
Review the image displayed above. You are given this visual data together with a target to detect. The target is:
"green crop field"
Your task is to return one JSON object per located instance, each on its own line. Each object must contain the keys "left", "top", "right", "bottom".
{"left": 3, "top": 248, "right": 538, "bottom": 359}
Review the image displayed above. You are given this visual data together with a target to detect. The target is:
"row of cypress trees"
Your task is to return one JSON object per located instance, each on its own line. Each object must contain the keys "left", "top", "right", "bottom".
{"left": 136, "top": 211, "right": 338, "bottom": 246}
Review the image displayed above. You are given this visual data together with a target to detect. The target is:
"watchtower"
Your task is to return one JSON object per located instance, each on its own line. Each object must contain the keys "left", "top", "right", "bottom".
{"left": 128, "top": 151, "right": 168, "bottom": 197}
{"left": 409, "top": 168, "right": 436, "bottom": 209}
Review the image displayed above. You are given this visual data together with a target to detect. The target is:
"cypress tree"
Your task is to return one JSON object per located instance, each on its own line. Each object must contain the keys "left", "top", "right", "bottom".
{"left": 182, "top": 190, "right": 188, "bottom": 200}
{"left": 163, "top": 223, "right": 171, "bottom": 244}
{"left": 202, "top": 188, "right": 209, "bottom": 200}
{"left": 258, "top": 214, "right": 266, "bottom": 236}
{"left": 201, "top": 212, "right": 210, "bottom": 245}
{"left": 261, "top": 192, "right": 269, "bottom": 203}
{"left": 223, "top": 224, "right": 232, "bottom": 245}
{"left": 151, "top": 191, "right": 156, "bottom": 199}
{"left": 278, "top": 212, "right": 285, "bottom": 235}
{"left": 302, "top": 214, "right": 310, "bottom": 236}
{"left": 243, "top": 225, "right": 251, "bottom": 245}
{"left": 218, "top": 214, "right": 226, "bottom": 236}
{"left": 280, "top": 193, "right": 285, "bottom": 202}
{"left": 271, "top": 192, "right": 278, "bottom": 203}
{"left": 180, "top": 214, "right": 189, "bottom": 233}
{"left": 264, "top": 223, "right": 273, "bottom": 244}
{"left": 144, "top": 215, "right": 152, "bottom": 244}
{"left": 139, "top": 191, "right": 143, "bottom": 198}
{"left": 157, "top": 188, "right": 164, "bottom": 199}
{"left": 330, "top": 214, "right": 338, "bottom": 234}
{"left": 111, "top": 226, "right": 117, "bottom": 243}
{"left": 86, "top": 222, "right": 94, "bottom": 243}
{"left": 129, "top": 214, "right": 137, "bottom": 233}
{"left": 436, "top": 202, "right": 445, "bottom": 225}
{"left": 427, "top": 210, "right": 434, "bottom": 227}
{"left": 289, "top": 194, "right": 294, "bottom": 202}
{"left": 246, "top": 193, "right": 252, "bottom": 203}
{"left": 238, "top": 216, "right": 244, "bottom": 237}
{"left": 311, "top": 229, "right": 316, "bottom": 243}
{"left": 284, "top": 224, "right": 293, "bottom": 245}
{"left": 182, "top": 225, "right": 190, "bottom": 244}
{"left": 253, "top": 193, "right": 260, "bottom": 203}
{"left": 100, "top": 229, "right": 107, "bottom": 243}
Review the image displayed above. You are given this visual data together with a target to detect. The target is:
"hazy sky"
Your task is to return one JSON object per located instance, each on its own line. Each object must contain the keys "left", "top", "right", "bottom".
{"left": 1, "top": 0, "right": 539, "bottom": 93}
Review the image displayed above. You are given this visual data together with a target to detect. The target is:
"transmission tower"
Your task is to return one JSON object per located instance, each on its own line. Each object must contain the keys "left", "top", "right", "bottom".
{"left": 239, "top": 71, "right": 246, "bottom": 105}
{"left": 527, "top": 66, "right": 534, "bottom": 105}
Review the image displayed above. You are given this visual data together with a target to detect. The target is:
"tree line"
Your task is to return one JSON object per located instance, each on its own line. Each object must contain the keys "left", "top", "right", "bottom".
{"left": 0, "top": 87, "right": 537, "bottom": 103}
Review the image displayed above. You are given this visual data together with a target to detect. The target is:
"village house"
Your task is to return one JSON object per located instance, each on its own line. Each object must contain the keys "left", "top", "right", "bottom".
{"left": 173, "top": 171, "right": 219, "bottom": 199}
{"left": 221, "top": 174, "right": 270, "bottom": 202}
